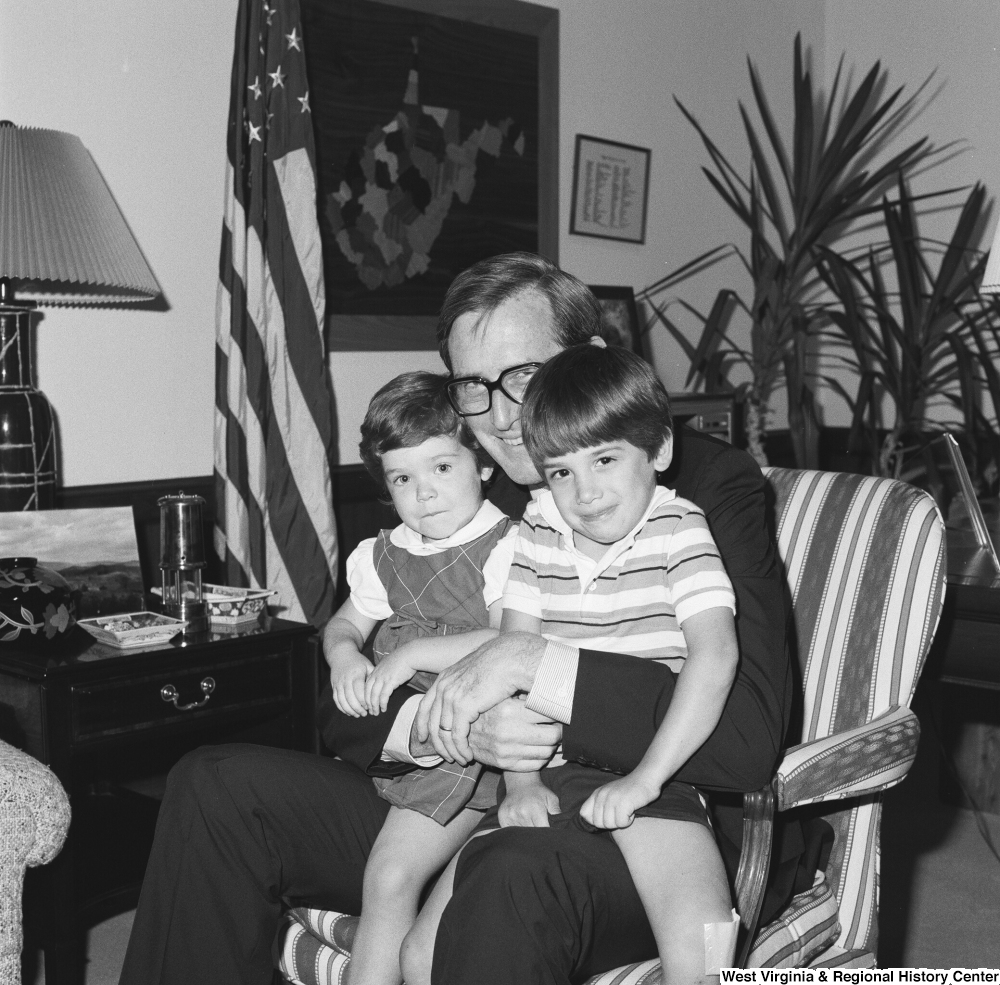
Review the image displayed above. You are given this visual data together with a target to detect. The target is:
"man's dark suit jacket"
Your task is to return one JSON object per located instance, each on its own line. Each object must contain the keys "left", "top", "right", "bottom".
{"left": 319, "top": 425, "right": 804, "bottom": 923}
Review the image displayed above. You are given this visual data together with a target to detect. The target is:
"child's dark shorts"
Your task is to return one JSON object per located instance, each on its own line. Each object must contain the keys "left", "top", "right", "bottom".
{"left": 474, "top": 761, "right": 712, "bottom": 836}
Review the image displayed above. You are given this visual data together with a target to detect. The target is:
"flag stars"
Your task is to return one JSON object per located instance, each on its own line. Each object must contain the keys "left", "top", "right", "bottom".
{"left": 286, "top": 27, "right": 301, "bottom": 51}
{"left": 263, "top": 2, "right": 275, "bottom": 26}
{"left": 269, "top": 65, "right": 286, "bottom": 90}
{"left": 248, "top": 121, "right": 262, "bottom": 143}
{"left": 248, "top": 76, "right": 263, "bottom": 100}
{"left": 298, "top": 91, "right": 311, "bottom": 114}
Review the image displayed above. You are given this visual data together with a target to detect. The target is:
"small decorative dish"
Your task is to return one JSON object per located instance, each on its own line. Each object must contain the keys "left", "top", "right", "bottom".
{"left": 77, "top": 611, "right": 186, "bottom": 648}
{"left": 202, "top": 584, "right": 275, "bottom": 626}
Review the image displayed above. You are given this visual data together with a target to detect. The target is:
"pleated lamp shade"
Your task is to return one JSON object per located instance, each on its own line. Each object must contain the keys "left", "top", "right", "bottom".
{"left": 0, "top": 124, "right": 160, "bottom": 303}
{"left": 0, "top": 122, "right": 161, "bottom": 512}
{"left": 982, "top": 220, "right": 1000, "bottom": 295}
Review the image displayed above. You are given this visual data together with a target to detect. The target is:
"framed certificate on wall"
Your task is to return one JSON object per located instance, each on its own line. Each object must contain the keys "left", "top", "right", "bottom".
{"left": 570, "top": 134, "right": 650, "bottom": 244}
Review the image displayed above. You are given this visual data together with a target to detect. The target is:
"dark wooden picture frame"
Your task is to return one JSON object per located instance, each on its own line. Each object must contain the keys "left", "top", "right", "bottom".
{"left": 308, "top": 0, "right": 559, "bottom": 352}
{"left": 590, "top": 285, "right": 642, "bottom": 354}
{"left": 570, "top": 135, "right": 650, "bottom": 244}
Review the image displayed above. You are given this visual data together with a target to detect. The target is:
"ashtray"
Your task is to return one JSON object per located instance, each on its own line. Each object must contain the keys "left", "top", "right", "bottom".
{"left": 202, "top": 584, "right": 275, "bottom": 626}
{"left": 77, "top": 611, "right": 186, "bottom": 648}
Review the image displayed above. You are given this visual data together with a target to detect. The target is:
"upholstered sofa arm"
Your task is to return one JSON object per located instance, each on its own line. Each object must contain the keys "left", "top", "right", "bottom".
{"left": 774, "top": 706, "right": 920, "bottom": 810}
{"left": 0, "top": 738, "right": 72, "bottom": 984}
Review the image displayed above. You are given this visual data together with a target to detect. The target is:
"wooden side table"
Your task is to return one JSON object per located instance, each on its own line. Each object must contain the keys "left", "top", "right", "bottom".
{"left": 925, "top": 525, "right": 1000, "bottom": 814}
{"left": 0, "top": 616, "right": 317, "bottom": 985}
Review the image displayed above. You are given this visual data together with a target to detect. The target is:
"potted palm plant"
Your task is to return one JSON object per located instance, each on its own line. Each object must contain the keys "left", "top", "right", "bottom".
{"left": 641, "top": 33, "right": 940, "bottom": 468}
{"left": 816, "top": 175, "right": 1000, "bottom": 496}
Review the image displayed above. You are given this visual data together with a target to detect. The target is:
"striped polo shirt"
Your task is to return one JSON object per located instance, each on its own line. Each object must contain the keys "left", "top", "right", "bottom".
{"left": 504, "top": 485, "right": 735, "bottom": 671}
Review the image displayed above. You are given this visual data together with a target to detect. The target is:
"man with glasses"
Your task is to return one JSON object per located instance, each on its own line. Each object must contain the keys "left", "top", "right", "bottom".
{"left": 120, "top": 253, "right": 796, "bottom": 985}
{"left": 447, "top": 363, "right": 540, "bottom": 415}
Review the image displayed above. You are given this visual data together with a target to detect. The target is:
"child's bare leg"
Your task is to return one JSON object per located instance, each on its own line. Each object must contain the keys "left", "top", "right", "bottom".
{"left": 399, "top": 827, "right": 495, "bottom": 985}
{"left": 612, "top": 818, "right": 736, "bottom": 985}
{"left": 397, "top": 845, "right": 460, "bottom": 985}
{"left": 346, "top": 805, "right": 481, "bottom": 985}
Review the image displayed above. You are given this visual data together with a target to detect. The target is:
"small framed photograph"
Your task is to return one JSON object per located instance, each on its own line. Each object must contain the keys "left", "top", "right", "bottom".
{"left": 590, "top": 285, "right": 642, "bottom": 354}
{"left": 570, "top": 135, "right": 651, "bottom": 244}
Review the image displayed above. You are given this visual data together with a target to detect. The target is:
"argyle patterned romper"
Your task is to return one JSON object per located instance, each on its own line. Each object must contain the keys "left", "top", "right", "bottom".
{"left": 370, "top": 516, "right": 513, "bottom": 824}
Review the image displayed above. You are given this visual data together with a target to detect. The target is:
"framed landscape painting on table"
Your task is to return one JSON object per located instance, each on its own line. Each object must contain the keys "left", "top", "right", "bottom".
{"left": 0, "top": 507, "right": 144, "bottom": 619}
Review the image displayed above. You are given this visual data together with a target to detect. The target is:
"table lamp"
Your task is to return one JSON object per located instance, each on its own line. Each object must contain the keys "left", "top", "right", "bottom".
{"left": 0, "top": 122, "right": 161, "bottom": 510}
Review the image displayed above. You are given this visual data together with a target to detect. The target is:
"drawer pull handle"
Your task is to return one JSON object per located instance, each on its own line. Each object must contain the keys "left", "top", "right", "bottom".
{"left": 161, "top": 677, "right": 216, "bottom": 711}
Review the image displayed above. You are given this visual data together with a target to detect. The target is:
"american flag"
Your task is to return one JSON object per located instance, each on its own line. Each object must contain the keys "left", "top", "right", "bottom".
{"left": 214, "top": 0, "right": 338, "bottom": 627}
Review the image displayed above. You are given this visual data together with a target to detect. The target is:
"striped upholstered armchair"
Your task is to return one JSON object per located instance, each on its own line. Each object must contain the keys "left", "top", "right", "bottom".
{"left": 279, "top": 467, "right": 946, "bottom": 982}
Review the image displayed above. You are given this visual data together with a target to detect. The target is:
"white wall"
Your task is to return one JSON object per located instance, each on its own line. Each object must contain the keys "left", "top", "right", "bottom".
{"left": 0, "top": 0, "right": 235, "bottom": 485}
{"left": 824, "top": 1, "right": 1000, "bottom": 211}
{"left": 10, "top": 0, "right": 994, "bottom": 481}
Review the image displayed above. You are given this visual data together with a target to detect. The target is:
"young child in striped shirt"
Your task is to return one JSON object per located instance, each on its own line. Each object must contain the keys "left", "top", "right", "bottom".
{"left": 494, "top": 342, "right": 742, "bottom": 981}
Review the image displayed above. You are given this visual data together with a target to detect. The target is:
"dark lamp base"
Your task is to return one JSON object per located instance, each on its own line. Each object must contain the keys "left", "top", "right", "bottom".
{"left": 0, "top": 304, "right": 57, "bottom": 511}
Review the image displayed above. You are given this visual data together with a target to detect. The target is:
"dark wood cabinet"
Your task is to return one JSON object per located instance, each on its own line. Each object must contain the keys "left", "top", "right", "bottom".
{"left": 669, "top": 392, "right": 737, "bottom": 445}
{"left": 1, "top": 616, "right": 317, "bottom": 985}
{"left": 925, "top": 524, "right": 1000, "bottom": 814}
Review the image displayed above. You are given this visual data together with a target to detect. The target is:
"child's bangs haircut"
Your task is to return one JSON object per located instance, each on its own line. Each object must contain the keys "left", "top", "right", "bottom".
{"left": 521, "top": 345, "right": 672, "bottom": 465}
{"left": 360, "top": 371, "right": 483, "bottom": 493}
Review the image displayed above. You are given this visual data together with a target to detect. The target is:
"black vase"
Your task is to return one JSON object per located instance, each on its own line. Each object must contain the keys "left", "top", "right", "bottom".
{"left": 0, "top": 304, "right": 57, "bottom": 510}
{"left": 0, "top": 557, "right": 76, "bottom": 644}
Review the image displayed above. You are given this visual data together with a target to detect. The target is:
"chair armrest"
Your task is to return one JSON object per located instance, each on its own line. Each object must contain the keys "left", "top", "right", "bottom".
{"left": 0, "top": 739, "right": 71, "bottom": 867}
{"left": 0, "top": 739, "right": 71, "bottom": 983}
{"left": 774, "top": 706, "right": 920, "bottom": 811}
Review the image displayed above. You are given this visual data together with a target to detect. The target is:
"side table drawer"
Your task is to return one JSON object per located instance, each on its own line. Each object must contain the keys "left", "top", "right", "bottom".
{"left": 71, "top": 651, "right": 293, "bottom": 741}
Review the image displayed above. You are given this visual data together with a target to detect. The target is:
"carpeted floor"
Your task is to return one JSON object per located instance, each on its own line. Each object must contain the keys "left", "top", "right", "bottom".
{"left": 877, "top": 685, "right": 1000, "bottom": 968}
{"left": 27, "top": 686, "right": 1000, "bottom": 983}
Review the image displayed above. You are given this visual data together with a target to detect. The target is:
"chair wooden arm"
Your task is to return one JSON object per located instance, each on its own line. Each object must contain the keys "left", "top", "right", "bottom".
{"left": 734, "top": 782, "right": 775, "bottom": 967}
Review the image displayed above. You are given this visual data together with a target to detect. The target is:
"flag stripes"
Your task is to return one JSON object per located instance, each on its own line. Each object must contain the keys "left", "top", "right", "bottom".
{"left": 214, "top": 0, "right": 337, "bottom": 627}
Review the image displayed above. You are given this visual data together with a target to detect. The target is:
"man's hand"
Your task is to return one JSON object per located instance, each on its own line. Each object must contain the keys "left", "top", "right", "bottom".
{"left": 499, "top": 771, "right": 560, "bottom": 827}
{"left": 468, "top": 697, "right": 561, "bottom": 771}
{"left": 364, "top": 651, "right": 414, "bottom": 714}
{"left": 409, "top": 695, "right": 560, "bottom": 771}
{"left": 579, "top": 770, "right": 662, "bottom": 830}
{"left": 415, "top": 631, "right": 548, "bottom": 762}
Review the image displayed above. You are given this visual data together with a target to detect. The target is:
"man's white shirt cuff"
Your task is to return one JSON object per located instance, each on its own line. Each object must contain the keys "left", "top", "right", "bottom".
{"left": 525, "top": 640, "right": 578, "bottom": 724}
{"left": 381, "top": 694, "right": 443, "bottom": 767}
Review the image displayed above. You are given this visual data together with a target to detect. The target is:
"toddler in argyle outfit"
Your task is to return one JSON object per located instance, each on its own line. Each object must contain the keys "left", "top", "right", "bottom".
{"left": 323, "top": 370, "right": 517, "bottom": 985}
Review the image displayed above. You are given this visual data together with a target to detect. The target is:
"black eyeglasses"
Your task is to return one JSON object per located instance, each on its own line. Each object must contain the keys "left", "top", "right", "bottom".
{"left": 446, "top": 363, "right": 543, "bottom": 417}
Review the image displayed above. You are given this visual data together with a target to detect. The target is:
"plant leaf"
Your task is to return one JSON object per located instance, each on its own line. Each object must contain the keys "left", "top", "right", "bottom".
{"left": 926, "top": 183, "right": 986, "bottom": 320}
{"left": 646, "top": 303, "right": 698, "bottom": 363}
{"left": 740, "top": 102, "right": 789, "bottom": 247}
{"left": 747, "top": 56, "right": 792, "bottom": 193}
{"left": 685, "top": 290, "right": 738, "bottom": 387}
{"left": 816, "top": 53, "right": 844, "bottom": 159}
{"left": 639, "top": 243, "right": 735, "bottom": 300}
{"left": 791, "top": 33, "right": 815, "bottom": 219}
